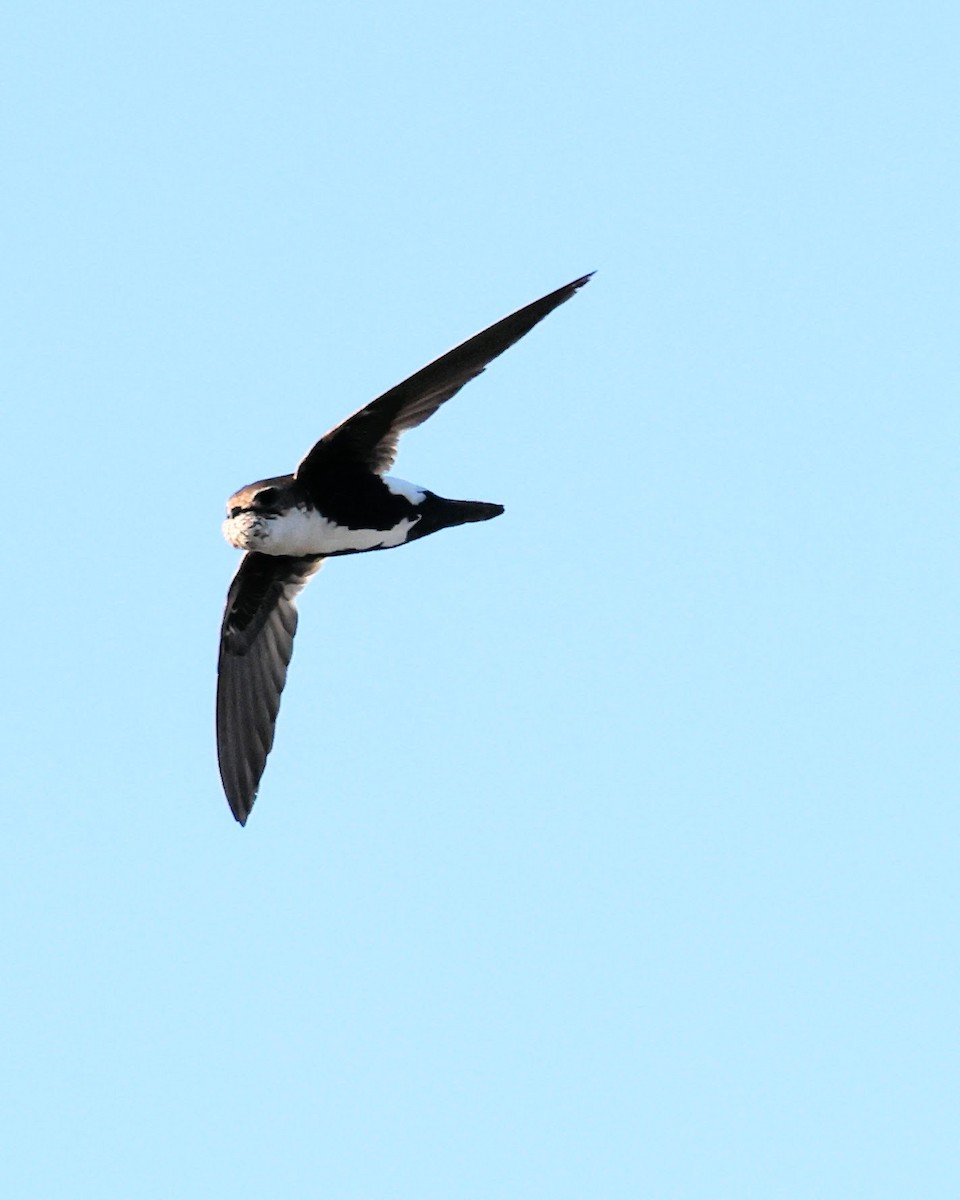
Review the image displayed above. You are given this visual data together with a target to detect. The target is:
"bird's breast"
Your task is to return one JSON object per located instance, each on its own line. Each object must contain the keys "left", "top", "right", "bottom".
{"left": 222, "top": 503, "right": 420, "bottom": 556}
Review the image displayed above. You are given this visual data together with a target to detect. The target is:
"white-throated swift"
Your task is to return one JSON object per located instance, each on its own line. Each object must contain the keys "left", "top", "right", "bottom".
{"left": 217, "top": 273, "right": 592, "bottom": 823}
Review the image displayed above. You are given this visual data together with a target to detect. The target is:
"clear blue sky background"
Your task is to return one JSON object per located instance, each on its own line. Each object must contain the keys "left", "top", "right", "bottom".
{"left": 2, "top": 2, "right": 958, "bottom": 1196}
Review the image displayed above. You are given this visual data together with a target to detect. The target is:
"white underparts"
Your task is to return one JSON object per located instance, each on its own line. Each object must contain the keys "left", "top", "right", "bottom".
{"left": 222, "top": 504, "right": 419, "bottom": 556}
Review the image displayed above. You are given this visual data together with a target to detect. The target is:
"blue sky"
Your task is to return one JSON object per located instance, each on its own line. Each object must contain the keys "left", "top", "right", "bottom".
{"left": 2, "top": 1, "right": 959, "bottom": 1196}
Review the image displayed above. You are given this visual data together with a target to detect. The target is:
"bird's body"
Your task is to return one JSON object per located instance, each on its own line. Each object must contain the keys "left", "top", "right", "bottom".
{"left": 222, "top": 472, "right": 501, "bottom": 558}
{"left": 217, "top": 273, "right": 591, "bottom": 824}
{"left": 222, "top": 474, "right": 424, "bottom": 556}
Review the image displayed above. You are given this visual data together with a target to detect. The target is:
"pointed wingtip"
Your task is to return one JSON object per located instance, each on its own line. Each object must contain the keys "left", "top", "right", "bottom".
{"left": 550, "top": 272, "right": 594, "bottom": 306}
{"left": 230, "top": 792, "right": 253, "bottom": 825}
{"left": 527, "top": 272, "right": 593, "bottom": 321}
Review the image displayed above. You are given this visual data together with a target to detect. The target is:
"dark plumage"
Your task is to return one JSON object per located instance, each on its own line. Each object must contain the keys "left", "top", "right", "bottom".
{"left": 217, "top": 273, "right": 592, "bottom": 823}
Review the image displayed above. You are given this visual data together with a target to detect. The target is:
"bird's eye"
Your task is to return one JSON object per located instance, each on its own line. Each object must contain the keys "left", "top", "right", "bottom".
{"left": 255, "top": 488, "right": 278, "bottom": 507}
{"left": 229, "top": 506, "right": 242, "bottom": 518}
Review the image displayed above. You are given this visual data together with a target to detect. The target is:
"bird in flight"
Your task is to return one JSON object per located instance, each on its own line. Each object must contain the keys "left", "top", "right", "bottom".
{"left": 217, "top": 273, "right": 592, "bottom": 824}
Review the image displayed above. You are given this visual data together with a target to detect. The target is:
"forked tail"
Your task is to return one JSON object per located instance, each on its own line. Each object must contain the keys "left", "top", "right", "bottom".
{"left": 408, "top": 493, "right": 504, "bottom": 540}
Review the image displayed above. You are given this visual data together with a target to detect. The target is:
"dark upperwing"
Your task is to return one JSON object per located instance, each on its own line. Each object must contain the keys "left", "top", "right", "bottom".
{"left": 295, "top": 273, "right": 593, "bottom": 480}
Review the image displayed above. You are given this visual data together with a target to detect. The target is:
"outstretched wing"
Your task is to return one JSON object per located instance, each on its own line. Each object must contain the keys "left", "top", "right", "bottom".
{"left": 216, "top": 552, "right": 324, "bottom": 824}
{"left": 296, "top": 273, "right": 593, "bottom": 479}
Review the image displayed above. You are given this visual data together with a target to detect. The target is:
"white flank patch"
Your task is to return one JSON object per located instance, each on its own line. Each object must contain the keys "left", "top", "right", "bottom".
{"left": 223, "top": 506, "right": 418, "bottom": 556}
{"left": 383, "top": 476, "right": 427, "bottom": 504}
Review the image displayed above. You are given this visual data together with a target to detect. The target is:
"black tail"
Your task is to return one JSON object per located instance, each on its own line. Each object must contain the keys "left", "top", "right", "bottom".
{"left": 408, "top": 493, "right": 504, "bottom": 541}
{"left": 439, "top": 498, "right": 504, "bottom": 525}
